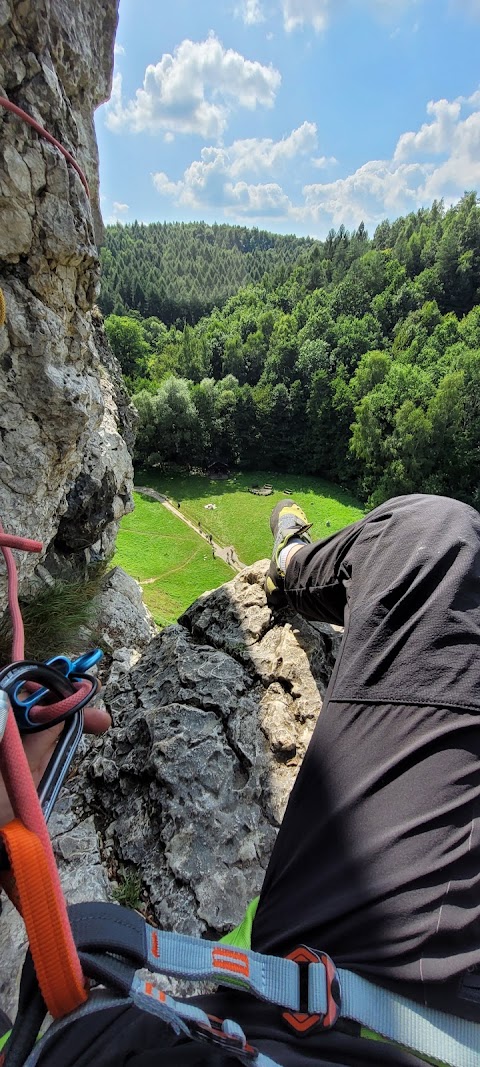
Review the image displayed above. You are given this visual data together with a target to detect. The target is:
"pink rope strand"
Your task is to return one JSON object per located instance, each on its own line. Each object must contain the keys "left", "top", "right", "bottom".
{"left": 0, "top": 525, "right": 85, "bottom": 989}
{"left": 0, "top": 96, "right": 90, "bottom": 198}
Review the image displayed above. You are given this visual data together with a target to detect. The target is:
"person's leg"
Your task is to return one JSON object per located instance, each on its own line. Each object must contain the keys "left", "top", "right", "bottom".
{"left": 254, "top": 494, "right": 480, "bottom": 1018}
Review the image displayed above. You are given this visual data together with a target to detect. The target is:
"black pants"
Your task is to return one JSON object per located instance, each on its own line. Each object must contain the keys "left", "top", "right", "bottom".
{"left": 40, "top": 494, "right": 480, "bottom": 1065}
{"left": 252, "top": 493, "right": 480, "bottom": 1017}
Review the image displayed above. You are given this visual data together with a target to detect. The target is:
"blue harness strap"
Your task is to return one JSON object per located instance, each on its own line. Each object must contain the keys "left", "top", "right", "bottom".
{"left": 339, "top": 970, "right": 478, "bottom": 1067}
{"left": 11, "top": 902, "right": 480, "bottom": 1067}
{"left": 22, "top": 989, "right": 283, "bottom": 1067}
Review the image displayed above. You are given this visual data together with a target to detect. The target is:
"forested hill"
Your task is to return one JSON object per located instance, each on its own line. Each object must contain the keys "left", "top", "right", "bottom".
{"left": 104, "top": 193, "right": 480, "bottom": 511}
{"left": 99, "top": 221, "right": 315, "bottom": 325}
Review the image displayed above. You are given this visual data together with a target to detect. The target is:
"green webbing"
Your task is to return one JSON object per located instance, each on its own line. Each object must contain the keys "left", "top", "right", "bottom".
{"left": 219, "top": 896, "right": 259, "bottom": 950}
{"left": 0, "top": 1029, "right": 11, "bottom": 1052}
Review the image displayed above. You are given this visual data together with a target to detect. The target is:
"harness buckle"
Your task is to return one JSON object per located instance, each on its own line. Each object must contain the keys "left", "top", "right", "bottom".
{"left": 0, "top": 691, "right": 9, "bottom": 742}
{"left": 282, "top": 945, "right": 341, "bottom": 1036}
{"left": 190, "top": 1013, "right": 258, "bottom": 1062}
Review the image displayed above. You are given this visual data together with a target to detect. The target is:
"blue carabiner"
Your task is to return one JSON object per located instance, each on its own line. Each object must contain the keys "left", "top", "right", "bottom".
{"left": 70, "top": 649, "right": 103, "bottom": 674}
{"left": 12, "top": 648, "right": 103, "bottom": 712}
{"left": 3, "top": 661, "right": 77, "bottom": 731}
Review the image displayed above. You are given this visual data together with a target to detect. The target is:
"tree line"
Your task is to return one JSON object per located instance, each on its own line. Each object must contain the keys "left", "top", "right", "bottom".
{"left": 104, "top": 193, "right": 480, "bottom": 510}
{"left": 99, "top": 220, "right": 315, "bottom": 326}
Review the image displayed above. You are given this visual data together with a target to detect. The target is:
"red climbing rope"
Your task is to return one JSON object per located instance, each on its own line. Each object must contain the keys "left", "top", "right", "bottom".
{"left": 0, "top": 96, "right": 90, "bottom": 198}
{"left": 0, "top": 524, "right": 88, "bottom": 1015}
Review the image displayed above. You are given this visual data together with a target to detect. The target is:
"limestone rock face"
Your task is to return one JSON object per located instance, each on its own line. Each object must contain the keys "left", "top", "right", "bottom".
{"left": 0, "top": 564, "right": 341, "bottom": 1013}
{"left": 85, "top": 563, "right": 341, "bottom": 938}
{"left": 0, "top": 0, "right": 134, "bottom": 598}
{"left": 95, "top": 565, "right": 157, "bottom": 654}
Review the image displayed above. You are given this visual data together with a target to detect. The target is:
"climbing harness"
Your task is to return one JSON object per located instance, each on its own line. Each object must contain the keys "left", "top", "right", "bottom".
{"left": 6, "top": 901, "right": 480, "bottom": 1067}
{"left": 0, "top": 525, "right": 479, "bottom": 1067}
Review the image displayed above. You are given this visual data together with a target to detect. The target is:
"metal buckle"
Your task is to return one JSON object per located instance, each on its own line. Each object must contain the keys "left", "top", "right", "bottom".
{"left": 191, "top": 1014, "right": 258, "bottom": 1062}
{"left": 282, "top": 945, "right": 341, "bottom": 1036}
{"left": 0, "top": 691, "right": 9, "bottom": 742}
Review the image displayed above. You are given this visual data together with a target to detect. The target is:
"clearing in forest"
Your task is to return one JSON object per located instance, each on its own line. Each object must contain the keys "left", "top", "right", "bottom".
{"left": 114, "top": 471, "right": 365, "bottom": 627}
{"left": 135, "top": 468, "right": 365, "bottom": 562}
{"left": 112, "top": 493, "right": 232, "bottom": 627}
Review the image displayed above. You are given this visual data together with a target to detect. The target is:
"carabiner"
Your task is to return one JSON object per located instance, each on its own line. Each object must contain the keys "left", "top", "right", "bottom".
{"left": 11, "top": 649, "right": 103, "bottom": 712}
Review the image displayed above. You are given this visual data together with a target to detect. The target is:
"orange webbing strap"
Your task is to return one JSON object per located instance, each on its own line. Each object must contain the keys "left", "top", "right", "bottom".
{"left": 0, "top": 819, "right": 87, "bottom": 1018}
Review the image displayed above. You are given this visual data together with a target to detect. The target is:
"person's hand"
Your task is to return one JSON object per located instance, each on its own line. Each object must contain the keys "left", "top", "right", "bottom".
{"left": 0, "top": 704, "right": 111, "bottom": 828}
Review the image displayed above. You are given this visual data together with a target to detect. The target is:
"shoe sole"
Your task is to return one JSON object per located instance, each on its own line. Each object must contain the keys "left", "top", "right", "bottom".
{"left": 270, "top": 499, "right": 303, "bottom": 536}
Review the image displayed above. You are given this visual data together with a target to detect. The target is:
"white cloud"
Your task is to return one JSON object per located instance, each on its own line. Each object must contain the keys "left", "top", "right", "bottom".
{"left": 113, "top": 43, "right": 125, "bottom": 56}
{"left": 394, "top": 98, "right": 462, "bottom": 161}
{"left": 282, "top": 0, "right": 331, "bottom": 32}
{"left": 108, "top": 71, "right": 123, "bottom": 116}
{"left": 152, "top": 89, "right": 480, "bottom": 232}
{"left": 280, "top": 0, "right": 418, "bottom": 31}
{"left": 311, "top": 154, "right": 338, "bottom": 168}
{"left": 153, "top": 165, "right": 292, "bottom": 218}
{"left": 227, "top": 182, "right": 292, "bottom": 215}
{"left": 236, "top": 0, "right": 265, "bottom": 24}
{"left": 152, "top": 123, "right": 317, "bottom": 213}
{"left": 105, "top": 200, "right": 130, "bottom": 224}
{"left": 301, "top": 89, "right": 480, "bottom": 229}
{"left": 152, "top": 173, "right": 180, "bottom": 198}
{"left": 229, "top": 121, "right": 318, "bottom": 175}
{"left": 279, "top": 0, "right": 480, "bottom": 32}
{"left": 104, "top": 34, "right": 280, "bottom": 138}
{"left": 301, "top": 159, "right": 431, "bottom": 228}
{"left": 235, "top": 0, "right": 480, "bottom": 34}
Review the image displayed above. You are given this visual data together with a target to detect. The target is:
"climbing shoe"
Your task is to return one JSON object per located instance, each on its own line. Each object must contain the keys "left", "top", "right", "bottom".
{"left": 265, "top": 499, "right": 312, "bottom": 609}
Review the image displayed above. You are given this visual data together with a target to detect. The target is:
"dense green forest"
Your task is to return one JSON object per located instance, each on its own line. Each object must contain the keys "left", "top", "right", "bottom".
{"left": 104, "top": 193, "right": 480, "bottom": 510}
{"left": 99, "top": 221, "right": 314, "bottom": 325}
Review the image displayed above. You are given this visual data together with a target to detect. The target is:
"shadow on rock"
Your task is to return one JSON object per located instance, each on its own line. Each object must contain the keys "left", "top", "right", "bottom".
{"left": 81, "top": 560, "right": 342, "bottom": 945}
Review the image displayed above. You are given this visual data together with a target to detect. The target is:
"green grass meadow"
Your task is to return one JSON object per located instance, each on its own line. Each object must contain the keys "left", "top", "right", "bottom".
{"left": 135, "top": 469, "right": 366, "bottom": 562}
{"left": 114, "top": 470, "right": 365, "bottom": 626}
{"left": 113, "top": 494, "right": 232, "bottom": 627}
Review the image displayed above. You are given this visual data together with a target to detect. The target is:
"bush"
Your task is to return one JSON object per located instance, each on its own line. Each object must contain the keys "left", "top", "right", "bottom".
{"left": 0, "top": 574, "right": 104, "bottom": 665}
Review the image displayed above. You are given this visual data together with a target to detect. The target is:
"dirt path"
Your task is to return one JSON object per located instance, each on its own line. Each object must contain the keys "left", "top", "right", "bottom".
{"left": 134, "top": 486, "right": 246, "bottom": 571}
{"left": 141, "top": 547, "right": 200, "bottom": 584}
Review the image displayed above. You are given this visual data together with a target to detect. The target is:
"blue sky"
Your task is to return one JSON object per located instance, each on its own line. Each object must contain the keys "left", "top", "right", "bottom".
{"left": 95, "top": 0, "right": 480, "bottom": 238}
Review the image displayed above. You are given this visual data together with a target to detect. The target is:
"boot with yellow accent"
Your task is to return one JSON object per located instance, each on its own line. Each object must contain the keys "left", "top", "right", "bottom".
{"left": 265, "top": 498, "right": 312, "bottom": 609}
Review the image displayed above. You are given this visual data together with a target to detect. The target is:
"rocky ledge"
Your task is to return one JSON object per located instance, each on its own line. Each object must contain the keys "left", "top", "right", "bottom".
{"left": 0, "top": 563, "right": 341, "bottom": 1016}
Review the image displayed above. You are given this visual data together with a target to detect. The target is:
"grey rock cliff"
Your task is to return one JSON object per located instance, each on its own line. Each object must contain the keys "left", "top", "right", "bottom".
{"left": 0, "top": 0, "right": 134, "bottom": 597}
{"left": 86, "top": 563, "right": 340, "bottom": 938}
{"left": 0, "top": 564, "right": 341, "bottom": 1016}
